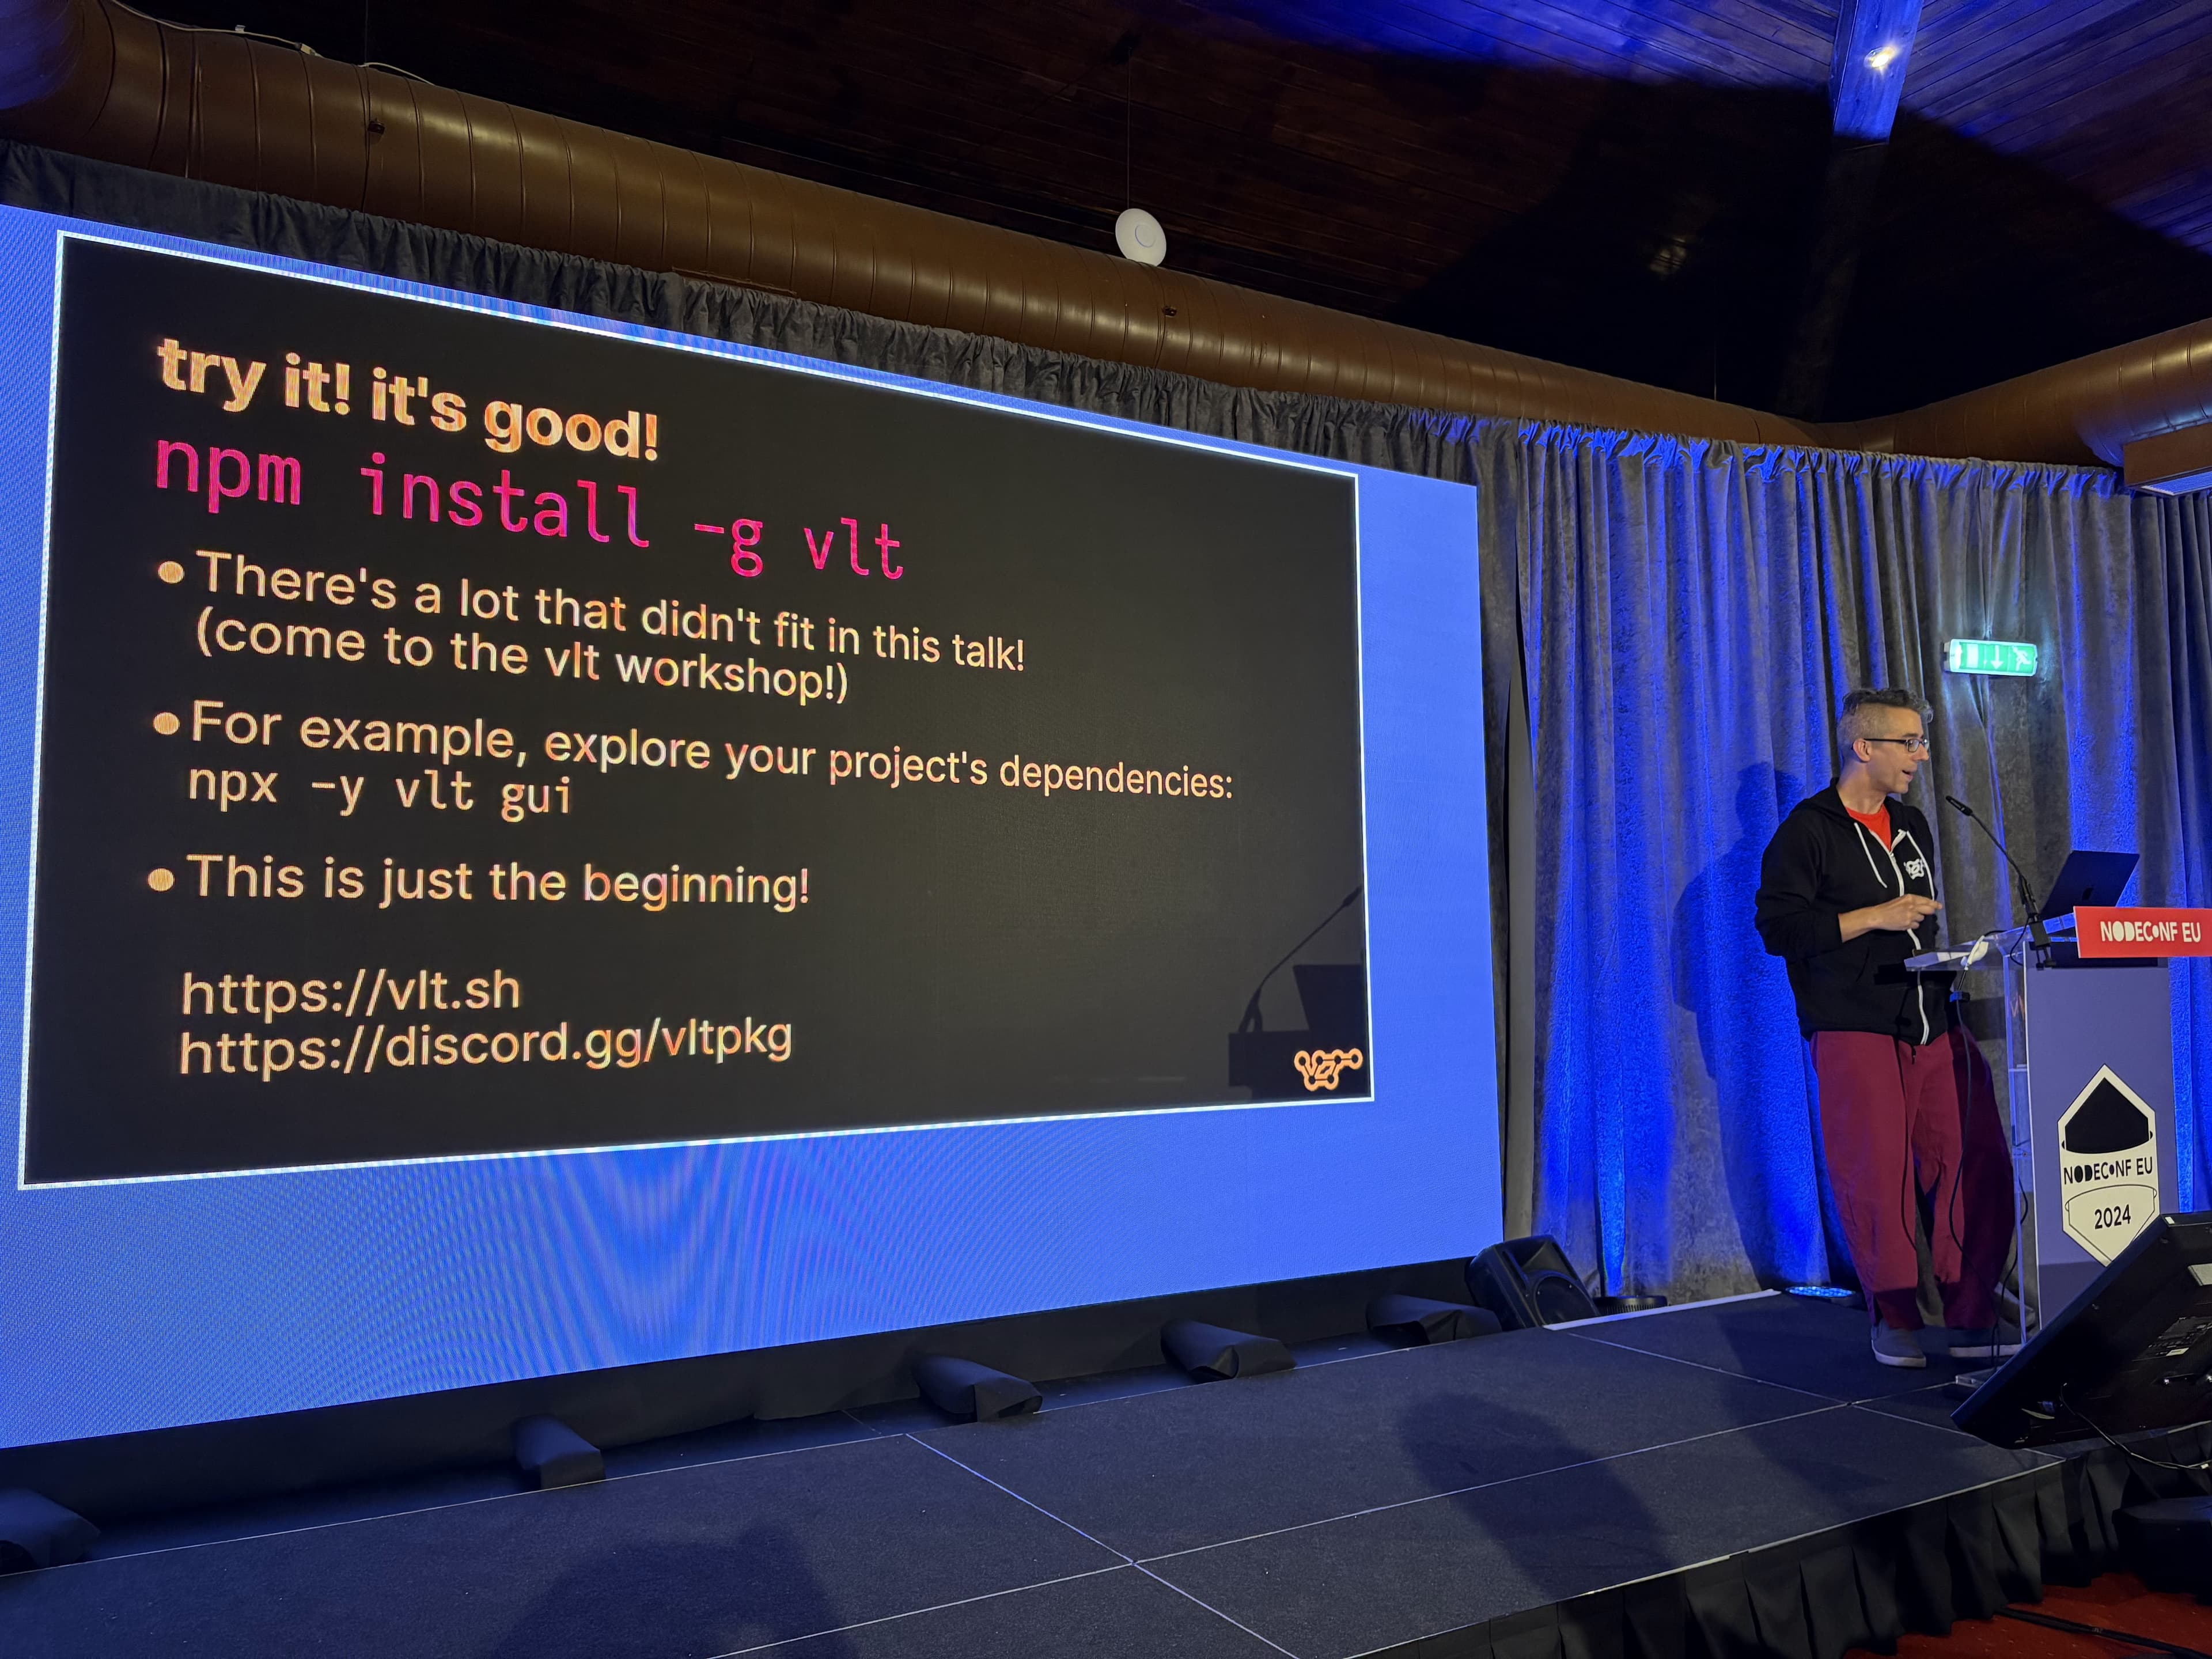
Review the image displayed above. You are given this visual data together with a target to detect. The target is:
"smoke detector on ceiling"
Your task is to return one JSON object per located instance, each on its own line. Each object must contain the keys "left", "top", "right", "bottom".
{"left": 1115, "top": 208, "right": 1166, "bottom": 266}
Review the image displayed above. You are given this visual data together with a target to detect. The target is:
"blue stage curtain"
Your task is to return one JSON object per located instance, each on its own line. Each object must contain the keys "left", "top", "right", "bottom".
{"left": 1476, "top": 421, "right": 2212, "bottom": 1299}
{"left": 2167, "top": 497, "right": 2212, "bottom": 1233}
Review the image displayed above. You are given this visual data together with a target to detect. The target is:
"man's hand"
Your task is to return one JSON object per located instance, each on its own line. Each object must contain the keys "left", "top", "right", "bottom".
{"left": 1839, "top": 893, "right": 1942, "bottom": 942}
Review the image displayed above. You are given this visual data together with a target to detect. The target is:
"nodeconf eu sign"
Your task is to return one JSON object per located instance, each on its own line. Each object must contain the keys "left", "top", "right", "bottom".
{"left": 2075, "top": 907, "right": 2212, "bottom": 957}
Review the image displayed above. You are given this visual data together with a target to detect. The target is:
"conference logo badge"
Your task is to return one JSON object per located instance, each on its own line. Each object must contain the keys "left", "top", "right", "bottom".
{"left": 2058, "top": 1066, "right": 2160, "bottom": 1265}
{"left": 1293, "top": 1048, "right": 1363, "bottom": 1092}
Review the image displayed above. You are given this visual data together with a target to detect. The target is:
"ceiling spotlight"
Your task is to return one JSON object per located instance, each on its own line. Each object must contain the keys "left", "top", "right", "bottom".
{"left": 1864, "top": 42, "right": 1900, "bottom": 71}
{"left": 1115, "top": 207, "right": 1166, "bottom": 267}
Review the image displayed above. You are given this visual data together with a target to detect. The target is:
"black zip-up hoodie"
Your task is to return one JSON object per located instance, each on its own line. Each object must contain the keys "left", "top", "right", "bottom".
{"left": 1755, "top": 784, "right": 1953, "bottom": 1042}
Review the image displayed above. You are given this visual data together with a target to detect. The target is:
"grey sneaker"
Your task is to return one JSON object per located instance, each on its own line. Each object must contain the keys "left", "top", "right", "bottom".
{"left": 1948, "top": 1329, "right": 2021, "bottom": 1361}
{"left": 1870, "top": 1322, "right": 1927, "bottom": 1368}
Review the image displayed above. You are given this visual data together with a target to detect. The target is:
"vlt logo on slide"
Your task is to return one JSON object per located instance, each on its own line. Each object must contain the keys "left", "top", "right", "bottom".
{"left": 2058, "top": 1066, "right": 2160, "bottom": 1264}
{"left": 1293, "top": 1048, "right": 1363, "bottom": 1093}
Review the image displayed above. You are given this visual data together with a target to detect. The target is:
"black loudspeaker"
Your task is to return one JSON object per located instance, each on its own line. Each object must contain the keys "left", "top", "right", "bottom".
{"left": 1466, "top": 1237, "right": 1600, "bottom": 1330}
{"left": 912, "top": 1355, "right": 1041, "bottom": 1422}
{"left": 1366, "top": 1294, "right": 1502, "bottom": 1346}
{"left": 512, "top": 1415, "right": 604, "bottom": 1489}
{"left": 2116, "top": 1497, "right": 2212, "bottom": 1596}
{"left": 0, "top": 1489, "right": 98, "bottom": 1572}
{"left": 1953, "top": 1212, "right": 2212, "bottom": 1449}
{"left": 1161, "top": 1319, "right": 1295, "bottom": 1381}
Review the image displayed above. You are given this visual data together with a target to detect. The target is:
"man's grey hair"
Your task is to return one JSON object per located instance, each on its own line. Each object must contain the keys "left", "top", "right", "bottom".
{"left": 1838, "top": 687, "right": 1931, "bottom": 751}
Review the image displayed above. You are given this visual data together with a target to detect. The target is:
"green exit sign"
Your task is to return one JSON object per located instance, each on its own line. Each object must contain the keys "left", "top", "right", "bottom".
{"left": 1944, "top": 638, "right": 2039, "bottom": 677}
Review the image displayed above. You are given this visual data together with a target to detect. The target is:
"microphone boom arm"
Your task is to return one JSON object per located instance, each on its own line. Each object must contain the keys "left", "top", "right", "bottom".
{"left": 1945, "top": 794, "right": 2052, "bottom": 955}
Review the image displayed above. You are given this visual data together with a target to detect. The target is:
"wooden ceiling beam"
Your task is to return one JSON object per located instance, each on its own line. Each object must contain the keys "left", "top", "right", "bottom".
{"left": 1831, "top": 0, "right": 1926, "bottom": 141}
{"left": 1775, "top": 0, "right": 1925, "bottom": 415}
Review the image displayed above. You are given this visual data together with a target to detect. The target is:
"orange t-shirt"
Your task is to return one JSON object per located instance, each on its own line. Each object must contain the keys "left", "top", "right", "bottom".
{"left": 1846, "top": 802, "right": 1892, "bottom": 851}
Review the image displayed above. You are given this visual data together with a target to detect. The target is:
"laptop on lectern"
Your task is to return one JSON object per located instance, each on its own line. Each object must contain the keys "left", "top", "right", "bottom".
{"left": 2038, "top": 850, "right": 2139, "bottom": 921}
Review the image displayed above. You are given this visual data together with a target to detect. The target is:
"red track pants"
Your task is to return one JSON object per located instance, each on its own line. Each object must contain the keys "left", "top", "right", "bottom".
{"left": 1809, "top": 1025, "right": 2013, "bottom": 1332}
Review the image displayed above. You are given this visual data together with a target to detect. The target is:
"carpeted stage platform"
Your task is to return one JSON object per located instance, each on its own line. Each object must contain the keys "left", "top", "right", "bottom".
{"left": 1, "top": 1294, "right": 2074, "bottom": 1658}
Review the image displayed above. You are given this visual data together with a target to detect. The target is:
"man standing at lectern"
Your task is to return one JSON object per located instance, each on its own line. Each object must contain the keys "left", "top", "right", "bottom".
{"left": 1755, "top": 689, "right": 2014, "bottom": 1369}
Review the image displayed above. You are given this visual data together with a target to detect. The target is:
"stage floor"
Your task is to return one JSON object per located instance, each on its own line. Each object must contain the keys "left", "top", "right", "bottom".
{"left": 1, "top": 1294, "right": 2053, "bottom": 1658}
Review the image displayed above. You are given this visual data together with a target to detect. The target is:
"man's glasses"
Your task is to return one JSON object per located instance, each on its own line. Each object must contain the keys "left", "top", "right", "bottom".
{"left": 1863, "top": 736, "right": 1931, "bottom": 755}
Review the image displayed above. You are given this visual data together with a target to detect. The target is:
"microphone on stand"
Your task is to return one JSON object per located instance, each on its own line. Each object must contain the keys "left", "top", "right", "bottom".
{"left": 1944, "top": 794, "right": 2052, "bottom": 955}
{"left": 1236, "top": 887, "right": 1362, "bottom": 1035}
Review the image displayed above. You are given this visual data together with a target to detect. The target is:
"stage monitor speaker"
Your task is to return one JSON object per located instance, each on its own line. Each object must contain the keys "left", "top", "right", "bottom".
{"left": 0, "top": 1488, "right": 99, "bottom": 1571}
{"left": 1161, "top": 1319, "right": 1294, "bottom": 1381}
{"left": 912, "top": 1355, "right": 1041, "bottom": 1422}
{"left": 1952, "top": 1211, "right": 2212, "bottom": 1449}
{"left": 2116, "top": 1497, "right": 2212, "bottom": 1596}
{"left": 1366, "top": 1294, "right": 1501, "bottom": 1345}
{"left": 512, "top": 1415, "right": 605, "bottom": 1489}
{"left": 1466, "top": 1236, "right": 1599, "bottom": 1330}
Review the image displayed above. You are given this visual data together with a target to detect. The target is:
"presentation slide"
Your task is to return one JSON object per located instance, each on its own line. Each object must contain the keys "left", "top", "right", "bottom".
{"left": 37, "top": 236, "right": 1365, "bottom": 1182}
{"left": 0, "top": 209, "right": 1497, "bottom": 1448}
